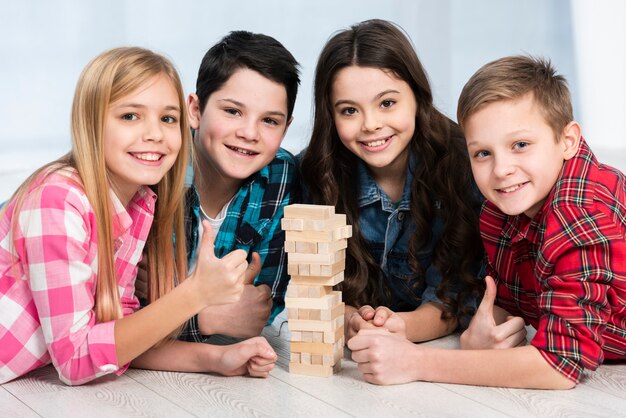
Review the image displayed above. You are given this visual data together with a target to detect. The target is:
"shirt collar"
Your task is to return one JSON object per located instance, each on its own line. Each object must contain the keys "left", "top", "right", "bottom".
{"left": 356, "top": 153, "right": 415, "bottom": 211}
{"left": 109, "top": 186, "right": 156, "bottom": 239}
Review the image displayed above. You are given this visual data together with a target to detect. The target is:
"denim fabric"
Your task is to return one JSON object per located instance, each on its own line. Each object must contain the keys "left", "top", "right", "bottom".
{"left": 356, "top": 158, "right": 450, "bottom": 311}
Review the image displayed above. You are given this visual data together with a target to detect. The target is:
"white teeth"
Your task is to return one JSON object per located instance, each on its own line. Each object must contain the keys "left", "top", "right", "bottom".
{"left": 363, "top": 138, "right": 387, "bottom": 147}
{"left": 499, "top": 184, "right": 522, "bottom": 193}
{"left": 228, "top": 146, "right": 255, "bottom": 155}
{"left": 133, "top": 153, "right": 161, "bottom": 161}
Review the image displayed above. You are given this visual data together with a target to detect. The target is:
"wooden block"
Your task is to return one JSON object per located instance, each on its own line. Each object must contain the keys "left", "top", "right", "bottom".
{"left": 287, "top": 308, "right": 299, "bottom": 319}
{"left": 324, "top": 326, "right": 345, "bottom": 343}
{"left": 300, "top": 309, "right": 321, "bottom": 320}
{"left": 290, "top": 352, "right": 301, "bottom": 363}
{"left": 284, "top": 241, "right": 296, "bottom": 253}
{"left": 288, "top": 249, "right": 346, "bottom": 264}
{"left": 284, "top": 204, "right": 334, "bottom": 220}
{"left": 302, "top": 214, "right": 347, "bottom": 231}
{"left": 294, "top": 241, "right": 318, "bottom": 254}
{"left": 313, "top": 331, "right": 324, "bottom": 342}
{"left": 323, "top": 345, "right": 344, "bottom": 366}
{"left": 287, "top": 263, "right": 299, "bottom": 276}
{"left": 281, "top": 218, "right": 304, "bottom": 231}
{"left": 288, "top": 317, "right": 341, "bottom": 333}
{"left": 290, "top": 341, "right": 335, "bottom": 355}
{"left": 311, "top": 355, "right": 323, "bottom": 365}
{"left": 301, "top": 331, "right": 313, "bottom": 342}
{"left": 319, "top": 260, "right": 345, "bottom": 277}
{"left": 300, "top": 352, "right": 311, "bottom": 365}
{"left": 320, "top": 302, "right": 345, "bottom": 321}
{"left": 316, "top": 239, "right": 348, "bottom": 254}
{"left": 285, "top": 291, "right": 340, "bottom": 310}
{"left": 285, "top": 227, "right": 350, "bottom": 243}
{"left": 308, "top": 286, "right": 332, "bottom": 298}
{"left": 289, "top": 361, "right": 341, "bottom": 377}
{"left": 294, "top": 260, "right": 345, "bottom": 277}
{"left": 298, "top": 263, "right": 310, "bottom": 276}
{"left": 291, "top": 331, "right": 302, "bottom": 341}
{"left": 289, "top": 272, "right": 344, "bottom": 286}
{"left": 298, "top": 309, "right": 309, "bottom": 320}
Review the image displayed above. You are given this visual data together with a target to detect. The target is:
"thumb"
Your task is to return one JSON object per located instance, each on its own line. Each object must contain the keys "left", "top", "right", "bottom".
{"left": 199, "top": 220, "right": 216, "bottom": 260}
{"left": 478, "top": 275, "right": 497, "bottom": 315}
{"left": 238, "top": 338, "right": 276, "bottom": 362}
{"left": 244, "top": 252, "right": 262, "bottom": 285}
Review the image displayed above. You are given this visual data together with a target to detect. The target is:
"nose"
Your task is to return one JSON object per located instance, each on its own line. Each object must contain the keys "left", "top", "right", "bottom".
{"left": 236, "top": 118, "right": 259, "bottom": 142}
{"left": 361, "top": 110, "right": 382, "bottom": 133}
{"left": 144, "top": 116, "right": 164, "bottom": 142}
{"left": 492, "top": 154, "right": 516, "bottom": 178}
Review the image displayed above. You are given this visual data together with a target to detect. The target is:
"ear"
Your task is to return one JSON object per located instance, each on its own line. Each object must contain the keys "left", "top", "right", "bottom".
{"left": 187, "top": 93, "right": 201, "bottom": 130}
{"left": 560, "top": 121, "right": 582, "bottom": 161}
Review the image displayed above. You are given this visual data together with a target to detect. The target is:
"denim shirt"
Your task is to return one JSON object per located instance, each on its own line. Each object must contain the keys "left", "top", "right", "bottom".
{"left": 357, "top": 158, "right": 449, "bottom": 312}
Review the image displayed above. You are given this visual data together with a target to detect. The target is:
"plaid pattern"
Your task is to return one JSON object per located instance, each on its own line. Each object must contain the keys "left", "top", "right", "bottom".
{"left": 480, "top": 138, "right": 626, "bottom": 383}
{"left": 0, "top": 168, "right": 155, "bottom": 385}
{"left": 179, "top": 148, "right": 298, "bottom": 342}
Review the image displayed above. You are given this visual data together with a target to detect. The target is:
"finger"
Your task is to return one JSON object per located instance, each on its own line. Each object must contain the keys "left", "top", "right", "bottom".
{"left": 373, "top": 307, "right": 392, "bottom": 326}
{"left": 358, "top": 305, "right": 376, "bottom": 321}
{"left": 494, "top": 316, "right": 526, "bottom": 340}
{"left": 199, "top": 220, "right": 216, "bottom": 260}
{"left": 244, "top": 252, "right": 262, "bottom": 285}
{"left": 349, "top": 312, "right": 374, "bottom": 333}
{"left": 477, "top": 275, "right": 498, "bottom": 316}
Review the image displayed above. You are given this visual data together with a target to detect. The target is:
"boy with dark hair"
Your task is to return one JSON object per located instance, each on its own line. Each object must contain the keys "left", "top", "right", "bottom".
{"left": 180, "top": 30, "right": 301, "bottom": 342}
{"left": 348, "top": 55, "right": 626, "bottom": 389}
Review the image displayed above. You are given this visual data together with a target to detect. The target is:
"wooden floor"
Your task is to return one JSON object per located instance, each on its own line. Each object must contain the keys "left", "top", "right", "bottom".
{"left": 3, "top": 314, "right": 626, "bottom": 418}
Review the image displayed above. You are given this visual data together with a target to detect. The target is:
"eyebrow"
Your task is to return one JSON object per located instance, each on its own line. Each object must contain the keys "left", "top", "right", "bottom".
{"left": 334, "top": 89, "right": 401, "bottom": 107}
{"left": 218, "top": 98, "right": 287, "bottom": 118}
{"left": 114, "top": 103, "right": 181, "bottom": 113}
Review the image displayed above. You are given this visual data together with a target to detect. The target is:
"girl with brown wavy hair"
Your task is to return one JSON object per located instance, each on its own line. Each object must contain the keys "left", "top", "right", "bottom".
{"left": 299, "top": 19, "right": 483, "bottom": 382}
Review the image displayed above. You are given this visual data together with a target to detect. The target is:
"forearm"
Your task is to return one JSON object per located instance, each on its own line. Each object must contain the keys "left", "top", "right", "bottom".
{"left": 115, "top": 280, "right": 203, "bottom": 365}
{"left": 131, "top": 339, "right": 220, "bottom": 373}
{"left": 417, "top": 345, "right": 575, "bottom": 389}
{"left": 398, "top": 302, "right": 457, "bottom": 342}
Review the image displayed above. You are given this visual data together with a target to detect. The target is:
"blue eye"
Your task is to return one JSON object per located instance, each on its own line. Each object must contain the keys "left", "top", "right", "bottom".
{"left": 514, "top": 141, "right": 529, "bottom": 150}
{"left": 474, "top": 150, "right": 490, "bottom": 159}
{"left": 122, "top": 113, "right": 138, "bottom": 121}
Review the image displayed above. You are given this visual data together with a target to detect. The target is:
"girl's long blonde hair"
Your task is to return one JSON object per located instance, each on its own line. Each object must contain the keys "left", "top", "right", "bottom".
{"left": 2, "top": 47, "right": 189, "bottom": 323}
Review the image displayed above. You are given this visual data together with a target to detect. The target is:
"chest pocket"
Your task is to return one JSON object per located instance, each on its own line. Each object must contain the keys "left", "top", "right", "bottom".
{"left": 235, "top": 219, "right": 272, "bottom": 249}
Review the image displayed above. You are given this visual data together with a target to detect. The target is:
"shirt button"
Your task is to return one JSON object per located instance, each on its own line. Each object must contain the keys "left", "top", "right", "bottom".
{"left": 398, "top": 212, "right": 405, "bottom": 221}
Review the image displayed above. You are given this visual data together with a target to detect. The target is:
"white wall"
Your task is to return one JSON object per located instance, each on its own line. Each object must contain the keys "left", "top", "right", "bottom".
{"left": 1, "top": 0, "right": 624, "bottom": 201}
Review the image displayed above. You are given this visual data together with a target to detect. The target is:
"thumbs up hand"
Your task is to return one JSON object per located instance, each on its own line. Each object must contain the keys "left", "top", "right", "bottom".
{"left": 460, "top": 276, "right": 527, "bottom": 350}
{"left": 190, "top": 220, "right": 248, "bottom": 307}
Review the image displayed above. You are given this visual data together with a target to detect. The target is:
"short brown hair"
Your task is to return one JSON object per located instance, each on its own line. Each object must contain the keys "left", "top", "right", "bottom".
{"left": 457, "top": 55, "right": 573, "bottom": 138}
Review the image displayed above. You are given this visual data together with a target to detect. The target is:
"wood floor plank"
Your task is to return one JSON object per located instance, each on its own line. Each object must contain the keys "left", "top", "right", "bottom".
{"left": 0, "top": 386, "right": 40, "bottom": 418}
{"left": 2, "top": 366, "right": 194, "bottom": 418}
{"left": 127, "top": 368, "right": 350, "bottom": 418}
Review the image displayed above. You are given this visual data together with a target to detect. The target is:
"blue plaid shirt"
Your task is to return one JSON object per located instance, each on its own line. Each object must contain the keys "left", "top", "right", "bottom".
{"left": 179, "top": 148, "right": 298, "bottom": 342}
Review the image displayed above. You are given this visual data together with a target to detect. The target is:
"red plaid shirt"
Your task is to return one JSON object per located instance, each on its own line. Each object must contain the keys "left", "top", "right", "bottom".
{"left": 480, "top": 138, "right": 626, "bottom": 383}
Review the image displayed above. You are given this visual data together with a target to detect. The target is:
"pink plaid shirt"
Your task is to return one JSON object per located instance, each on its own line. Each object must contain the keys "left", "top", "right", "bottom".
{"left": 0, "top": 168, "right": 156, "bottom": 385}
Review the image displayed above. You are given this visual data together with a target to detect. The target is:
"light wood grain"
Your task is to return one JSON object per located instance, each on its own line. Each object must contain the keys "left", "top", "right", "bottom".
{"left": 2, "top": 316, "right": 625, "bottom": 417}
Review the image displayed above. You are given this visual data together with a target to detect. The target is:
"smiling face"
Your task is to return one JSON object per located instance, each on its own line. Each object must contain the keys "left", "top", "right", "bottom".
{"left": 188, "top": 67, "right": 290, "bottom": 188}
{"left": 331, "top": 66, "right": 417, "bottom": 176}
{"left": 103, "top": 73, "right": 182, "bottom": 206}
{"left": 465, "top": 92, "right": 580, "bottom": 218}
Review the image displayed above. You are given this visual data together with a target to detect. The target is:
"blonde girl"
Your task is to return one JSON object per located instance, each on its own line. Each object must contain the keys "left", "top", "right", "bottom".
{"left": 0, "top": 47, "right": 276, "bottom": 385}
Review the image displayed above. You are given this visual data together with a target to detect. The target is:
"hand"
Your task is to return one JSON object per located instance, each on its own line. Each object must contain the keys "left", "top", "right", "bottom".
{"left": 190, "top": 220, "right": 247, "bottom": 307}
{"left": 348, "top": 328, "right": 419, "bottom": 385}
{"left": 362, "top": 305, "right": 407, "bottom": 338}
{"left": 198, "top": 252, "right": 273, "bottom": 338}
{"left": 213, "top": 336, "right": 277, "bottom": 378}
{"left": 460, "top": 275, "right": 527, "bottom": 349}
{"left": 346, "top": 305, "right": 407, "bottom": 340}
{"left": 346, "top": 305, "right": 377, "bottom": 340}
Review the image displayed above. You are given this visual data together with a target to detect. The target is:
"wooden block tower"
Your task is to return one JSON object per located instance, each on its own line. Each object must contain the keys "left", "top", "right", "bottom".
{"left": 282, "top": 204, "right": 352, "bottom": 377}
